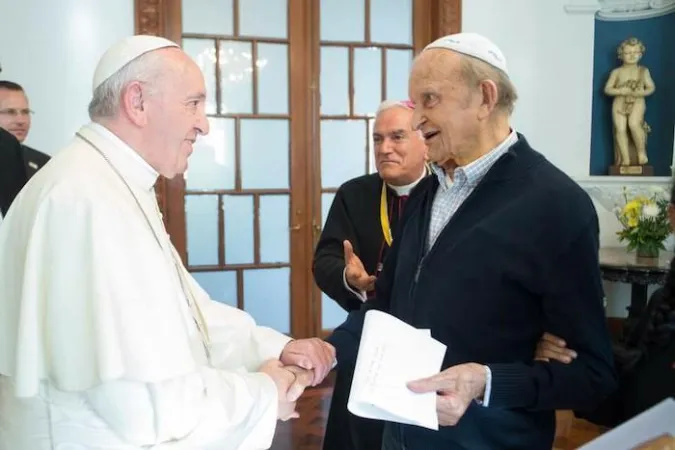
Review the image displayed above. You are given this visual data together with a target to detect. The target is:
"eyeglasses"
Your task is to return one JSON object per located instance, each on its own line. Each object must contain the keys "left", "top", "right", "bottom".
{"left": 0, "top": 108, "right": 33, "bottom": 117}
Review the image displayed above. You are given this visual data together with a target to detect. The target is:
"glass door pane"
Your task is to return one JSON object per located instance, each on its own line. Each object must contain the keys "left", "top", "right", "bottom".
{"left": 181, "top": 0, "right": 294, "bottom": 335}
{"left": 317, "top": 0, "right": 415, "bottom": 331}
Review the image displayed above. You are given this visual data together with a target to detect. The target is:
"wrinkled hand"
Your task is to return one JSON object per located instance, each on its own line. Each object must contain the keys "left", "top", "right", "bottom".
{"left": 280, "top": 338, "right": 336, "bottom": 386}
{"left": 258, "top": 359, "right": 301, "bottom": 421}
{"left": 407, "top": 363, "right": 486, "bottom": 427}
{"left": 344, "top": 240, "right": 376, "bottom": 292}
{"left": 535, "top": 332, "right": 577, "bottom": 363}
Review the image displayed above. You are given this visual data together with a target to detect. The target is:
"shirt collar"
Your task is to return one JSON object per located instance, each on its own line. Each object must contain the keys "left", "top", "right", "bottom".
{"left": 432, "top": 129, "right": 518, "bottom": 191}
{"left": 387, "top": 165, "right": 429, "bottom": 196}
{"left": 80, "top": 122, "right": 159, "bottom": 192}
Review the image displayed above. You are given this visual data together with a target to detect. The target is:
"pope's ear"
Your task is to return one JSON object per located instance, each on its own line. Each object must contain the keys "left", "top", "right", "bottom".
{"left": 121, "top": 81, "right": 149, "bottom": 126}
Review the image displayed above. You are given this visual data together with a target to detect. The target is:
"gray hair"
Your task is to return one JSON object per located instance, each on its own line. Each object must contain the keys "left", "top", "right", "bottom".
{"left": 459, "top": 54, "right": 518, "bottom": 115}
{"left": 88, "top": 50, "right": 166, "bottom": 120}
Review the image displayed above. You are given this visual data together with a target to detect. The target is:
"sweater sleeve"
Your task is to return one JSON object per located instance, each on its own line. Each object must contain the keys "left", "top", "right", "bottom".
{"left": 313, "top": 188, "right": 365, "bottom": 312}
{"left": 487, "top": 214, "right": 618, "bottom": 411}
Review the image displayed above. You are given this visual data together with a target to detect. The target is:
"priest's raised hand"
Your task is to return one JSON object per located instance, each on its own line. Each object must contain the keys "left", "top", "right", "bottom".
{"left": 281, "top": 338, "right": 336, "bottom": 386}
{"left": 344, "top": 240, "right": 376, "bottom": 292}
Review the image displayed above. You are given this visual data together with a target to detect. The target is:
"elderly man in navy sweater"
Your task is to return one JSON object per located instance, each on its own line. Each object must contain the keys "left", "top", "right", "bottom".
{"left": 327, "top": 33, "right": 617, "bottom": 449}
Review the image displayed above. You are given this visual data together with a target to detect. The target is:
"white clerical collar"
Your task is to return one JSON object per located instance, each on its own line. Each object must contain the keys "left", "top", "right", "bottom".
{"left": 387, "top": 166, "right": 429, "bottom": 196}
{"left": 83, "top": 122, "right": 159, "bottom": 192}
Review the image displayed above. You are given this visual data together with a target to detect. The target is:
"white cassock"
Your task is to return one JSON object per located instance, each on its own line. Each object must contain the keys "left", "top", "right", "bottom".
{"left": 0, "top": 122, "right": 291, "bottom": 450}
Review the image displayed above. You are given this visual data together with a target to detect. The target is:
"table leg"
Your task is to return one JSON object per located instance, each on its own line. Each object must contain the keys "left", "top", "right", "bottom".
{"left": 628, "top": 283, "right": 649, "bottom": 318}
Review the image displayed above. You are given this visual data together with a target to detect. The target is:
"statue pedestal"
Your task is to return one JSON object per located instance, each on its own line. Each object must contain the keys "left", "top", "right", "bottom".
{"left": 609, "top": 165, "right": 654, "bottom": 176}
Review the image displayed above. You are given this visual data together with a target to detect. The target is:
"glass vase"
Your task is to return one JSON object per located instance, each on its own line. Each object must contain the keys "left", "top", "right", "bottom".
{"left": 636, "top": 246, "right": 659, "bottom": 260}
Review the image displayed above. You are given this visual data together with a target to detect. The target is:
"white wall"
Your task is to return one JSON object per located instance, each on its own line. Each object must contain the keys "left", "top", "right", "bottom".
{"left": 464, "top": 0, "right": 597, "bottom": 178}
{"left": 462, "top": 0, "right": 672, "bottom": 318}
{"left": 0, "top": 0, "right": 134, "bottom": 155}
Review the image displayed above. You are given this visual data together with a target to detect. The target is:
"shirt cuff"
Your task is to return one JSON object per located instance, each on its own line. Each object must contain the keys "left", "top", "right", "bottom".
{"left": 478, "top": 365, "right": 492, "bottom": 407}
{"left": 342, "top": 268, "right": 367, "bottom": 302}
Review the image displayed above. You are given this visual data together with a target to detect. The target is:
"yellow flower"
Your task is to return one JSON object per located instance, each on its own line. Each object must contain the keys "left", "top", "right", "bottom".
{"left": 624, "top": 200, "right": 641, "bottom": 213}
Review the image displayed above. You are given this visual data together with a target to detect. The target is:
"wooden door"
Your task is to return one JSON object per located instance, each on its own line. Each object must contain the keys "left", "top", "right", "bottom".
{"left": 176, "top": 0, "right": 316, "bottom": 338}
{"left": 135, "top": 0, "right": 461, "bottom": 339}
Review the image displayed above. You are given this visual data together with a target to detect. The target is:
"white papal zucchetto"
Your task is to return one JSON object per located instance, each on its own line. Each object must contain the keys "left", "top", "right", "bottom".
{"left": 92, "top": 35, "right": 179, "bottom": 92}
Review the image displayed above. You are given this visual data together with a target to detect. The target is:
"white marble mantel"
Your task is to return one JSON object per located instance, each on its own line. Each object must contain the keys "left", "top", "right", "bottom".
{"left": 573, "top": 174, "right": 673, "bottom": 317}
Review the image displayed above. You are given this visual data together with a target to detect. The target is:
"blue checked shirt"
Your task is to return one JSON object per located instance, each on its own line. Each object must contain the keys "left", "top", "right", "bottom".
{"left": 426, "top": 129, "right": 518, "bottom": 407}
{"left": 427, "top": 130, "right": 519, "bottom": 250}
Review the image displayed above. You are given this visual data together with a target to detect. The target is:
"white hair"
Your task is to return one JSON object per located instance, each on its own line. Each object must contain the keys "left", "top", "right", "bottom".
{"left": 375, "top": 99, "right": 413, "bottom": 117}
{"left": 88, "top": 50, "right": 166, "bottom": 120}
{"left": 374, "top": 99, "right": 422, "bottom": 137}
{"left": 459, "top": 54, "right": 517, "bottom": 115}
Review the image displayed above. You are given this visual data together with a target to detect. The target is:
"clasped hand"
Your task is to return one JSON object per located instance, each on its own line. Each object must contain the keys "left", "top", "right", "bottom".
{"left": 280, "top": 338, "right": 336, "bottom": 386}
{"left": 258, "top": 360, "right": 314, "bottom": 421}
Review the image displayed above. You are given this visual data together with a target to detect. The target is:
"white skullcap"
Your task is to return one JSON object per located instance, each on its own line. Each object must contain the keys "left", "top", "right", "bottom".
{"left": 424, "top": 32, "right": 509, "bottom": 76}
{"left": 92, "top": 35, "right": 179, "bottom": 92}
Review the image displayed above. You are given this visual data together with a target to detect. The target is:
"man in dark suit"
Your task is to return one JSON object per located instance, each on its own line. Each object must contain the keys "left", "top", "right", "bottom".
{"left": 0, "top": 81, "right": 50, "bottom": 178}
{"left": 327, "top": 33, "right": 617, "bottom": 450}
{"left": 0, "top": 127, "right": 29, "bottom": 220}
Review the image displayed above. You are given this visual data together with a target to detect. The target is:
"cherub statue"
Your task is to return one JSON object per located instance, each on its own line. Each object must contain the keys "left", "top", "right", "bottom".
{"left": 604, "top": 37, "right": 655, "bottom": 166}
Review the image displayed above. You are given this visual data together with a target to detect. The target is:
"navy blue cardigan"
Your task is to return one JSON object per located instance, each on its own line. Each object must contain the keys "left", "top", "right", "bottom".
{"left": 327, "top": 135, "right": 617, "bottom": 449}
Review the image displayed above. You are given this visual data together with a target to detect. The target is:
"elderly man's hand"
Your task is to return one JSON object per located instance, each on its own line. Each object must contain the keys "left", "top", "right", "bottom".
{"left": 407, "top": 363, "right": 487, "bottom": 426}
{"left": 280, "top": 338, "right": 336, "bottom": 386}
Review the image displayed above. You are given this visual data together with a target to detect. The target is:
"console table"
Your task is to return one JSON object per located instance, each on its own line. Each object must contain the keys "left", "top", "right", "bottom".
{"left": 599, "top": 247, "right": 672, "bottom": 318}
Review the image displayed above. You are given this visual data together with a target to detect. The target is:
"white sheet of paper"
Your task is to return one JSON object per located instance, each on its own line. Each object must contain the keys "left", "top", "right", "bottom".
{"left": 347, "top": 310, "right": 447, "bottom": 430}
{"left": 579, "top": 398, "right": 675, "bottom": 450}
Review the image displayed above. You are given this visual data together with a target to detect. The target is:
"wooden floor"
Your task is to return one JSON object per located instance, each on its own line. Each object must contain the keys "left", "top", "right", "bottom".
{"left": 270, "top": 375, "right": 607, "bottom": 450}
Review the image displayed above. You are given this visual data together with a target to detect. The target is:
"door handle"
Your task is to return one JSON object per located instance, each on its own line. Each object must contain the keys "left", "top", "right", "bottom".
{"left": 290, "top": 224, "right": 301, "bottom": 231}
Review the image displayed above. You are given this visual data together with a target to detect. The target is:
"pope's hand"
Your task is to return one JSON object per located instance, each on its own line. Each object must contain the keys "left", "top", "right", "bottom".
{"left": 284, "top": 364, "right": 314, "bottom": 401}
{"left": 276, "top": 365, "right": 314, "bottom": 421}
{"left": 280, "top": 338, "right": 335, "bottom": 386}
{"left": 344, "top": 240, "right": 376, "bottom": 292}
{"left": 258, "top": 359, "right": 304, "bottom": 421}
{"left": 407, "top": 363, "right": 487, "bottom": 426}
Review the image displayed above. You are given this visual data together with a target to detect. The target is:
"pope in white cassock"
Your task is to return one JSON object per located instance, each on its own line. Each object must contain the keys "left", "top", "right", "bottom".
{"left": 0, "top": 35, "right": 335, "bottom": 449}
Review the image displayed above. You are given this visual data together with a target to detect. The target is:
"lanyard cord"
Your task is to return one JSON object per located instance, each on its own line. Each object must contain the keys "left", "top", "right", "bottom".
{"left": 380, "top": 182, "right": 393, "bottom": 246}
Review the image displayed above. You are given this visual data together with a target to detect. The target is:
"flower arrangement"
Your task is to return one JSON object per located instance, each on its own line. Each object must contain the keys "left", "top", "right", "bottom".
{"left": 614, "top": 187, "right": 671, "bottom": 258}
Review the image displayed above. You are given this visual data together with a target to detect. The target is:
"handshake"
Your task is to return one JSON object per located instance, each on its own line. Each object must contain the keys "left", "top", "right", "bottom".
{"left": 260, "top": 338, "right": 336, "bottom": 421}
